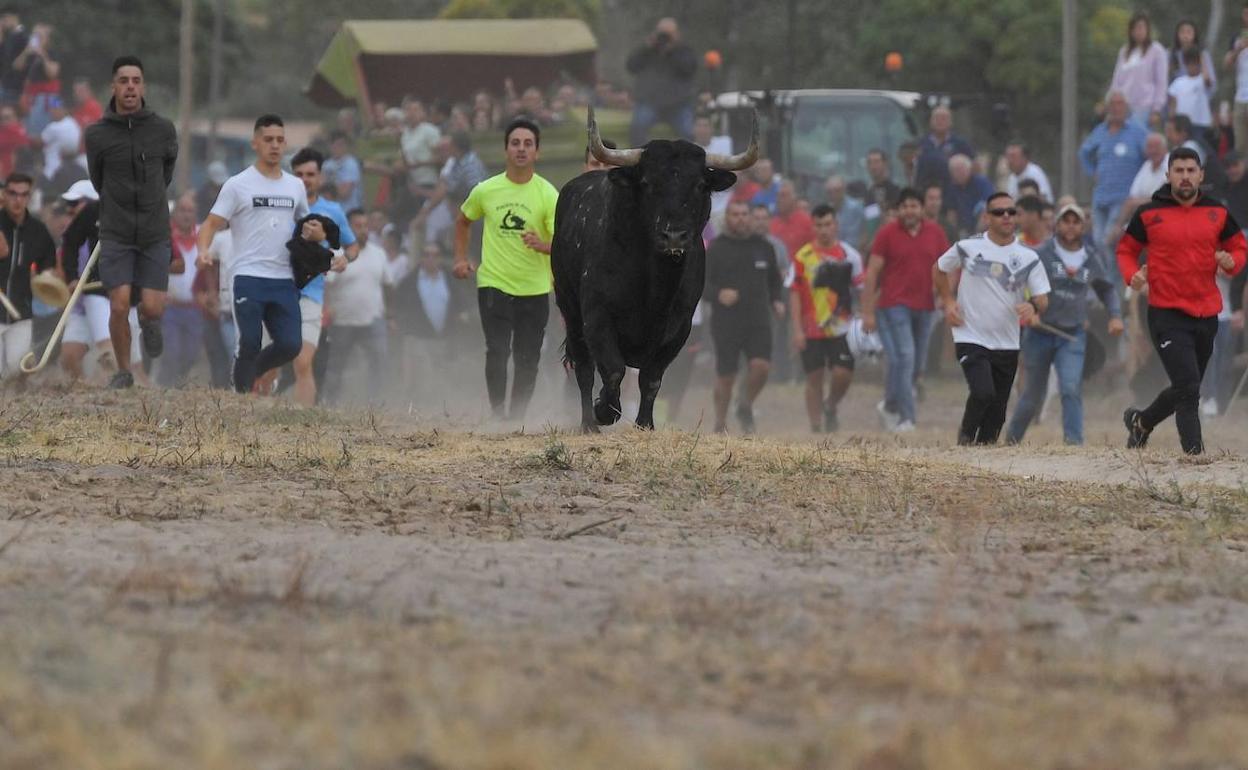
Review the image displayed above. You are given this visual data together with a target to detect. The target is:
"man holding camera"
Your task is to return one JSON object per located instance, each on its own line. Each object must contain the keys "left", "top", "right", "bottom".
{"left": 625, "top": 17, "right": 698, "bottom": 146}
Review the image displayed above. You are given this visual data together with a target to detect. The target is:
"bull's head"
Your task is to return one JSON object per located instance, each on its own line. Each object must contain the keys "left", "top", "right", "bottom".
{"left": 588, "top": 106, "right": 758, "bottom": 259}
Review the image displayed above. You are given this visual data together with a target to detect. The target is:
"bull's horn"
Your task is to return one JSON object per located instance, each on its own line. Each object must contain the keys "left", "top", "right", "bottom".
{"left": 588, "top": 105, "right": 642, "bottom": 167}
{"left": 705, "top": 109, "right": 760, "bottom": 171}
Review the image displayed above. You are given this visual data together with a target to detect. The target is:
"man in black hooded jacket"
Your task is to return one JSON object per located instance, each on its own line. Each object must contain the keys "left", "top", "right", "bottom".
{"left": 85, "top": 55, "right": 178, "bottom": 389}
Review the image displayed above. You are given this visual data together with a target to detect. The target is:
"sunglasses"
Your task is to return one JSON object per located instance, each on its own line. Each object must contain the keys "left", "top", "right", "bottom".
{"left": 988, "top": 207, "right": 1017, "bottom": 217}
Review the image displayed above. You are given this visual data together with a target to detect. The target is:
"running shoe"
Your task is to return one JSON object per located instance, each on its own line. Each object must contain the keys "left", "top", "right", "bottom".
{"left": 823, "top": 404, "right": 839, "bottom": 433}
{"left": 1123, "top": 407, "right": 1151, "bottom": 449}
{"left": 107, "top": 370, "right": 134, "bottom": 390}
{"left": 735, "top": 403, "right": 756, "bottom": 435}
{"left": 876, "top": 400, "right": 900, "bottom": 430}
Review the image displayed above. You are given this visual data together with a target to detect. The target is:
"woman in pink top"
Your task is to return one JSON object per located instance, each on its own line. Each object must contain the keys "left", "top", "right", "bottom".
{"left": 1109, "top": 11, "right": 1168, "bottom": 129}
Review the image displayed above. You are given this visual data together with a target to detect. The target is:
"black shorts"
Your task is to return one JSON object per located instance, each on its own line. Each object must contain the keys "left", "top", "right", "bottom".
{"left": 712, "top": 320, "right": 772, "bottom": 376}
{"left": 98, "top": 240, "right": 171, "bottom": 292}
{"left": 801, "top": 335, "right": 855, "bottom": 373}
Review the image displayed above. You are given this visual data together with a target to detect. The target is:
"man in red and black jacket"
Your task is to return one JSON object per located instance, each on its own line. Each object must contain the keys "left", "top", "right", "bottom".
{"left": 1117, "top": 147, "right": 1248, "bottom": 455}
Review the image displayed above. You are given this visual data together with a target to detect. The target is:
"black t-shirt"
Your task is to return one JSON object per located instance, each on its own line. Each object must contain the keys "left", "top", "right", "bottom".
{"left": 704, "top": 233, "right": 782, "bottom": 327}
{"left": 868, "top": 179, "right": 900, "bottom": 209}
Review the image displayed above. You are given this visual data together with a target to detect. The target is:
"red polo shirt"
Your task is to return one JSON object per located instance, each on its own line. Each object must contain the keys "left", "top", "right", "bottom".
{"left": 770, "top": 208, "right": 814, "bottom": 261}
{"left": 870, "top": 218, "right": 949, "bottom": 311}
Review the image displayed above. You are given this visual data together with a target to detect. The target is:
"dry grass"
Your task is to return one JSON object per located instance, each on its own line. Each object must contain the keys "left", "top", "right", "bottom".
{"left": 0, "top": 388, "right": 1247, "bottom": 769}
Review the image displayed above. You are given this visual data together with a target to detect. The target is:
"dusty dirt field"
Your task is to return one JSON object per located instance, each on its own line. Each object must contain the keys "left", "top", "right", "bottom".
{"left": 2, "top": 375, "right": 1248, "bottom": 769}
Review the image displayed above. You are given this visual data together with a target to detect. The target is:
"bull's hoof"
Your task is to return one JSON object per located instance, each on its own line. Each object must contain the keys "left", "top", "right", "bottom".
{"left": 594, "top": 398, "right": 622, "bottom": 425}
{"left": 581, "top": 421, "right": 601, "bottom": 434}
{"left": 635, "top": 418, "right": 655, "bottom": 431}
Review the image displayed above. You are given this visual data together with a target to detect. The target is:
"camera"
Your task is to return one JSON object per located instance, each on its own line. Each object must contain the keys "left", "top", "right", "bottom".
{"left": 654, "top": 31, "right": 672, "bottom": 47}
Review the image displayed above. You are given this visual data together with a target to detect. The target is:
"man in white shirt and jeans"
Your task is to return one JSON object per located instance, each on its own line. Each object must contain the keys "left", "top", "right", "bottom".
{"left": 934, "top": 191, "right": 1051, "bottom": 445}
{"left": 323, "top": 208, "right": 391, "bottom": 404}
{"left": 196, "top": 114, "right": 317, "bottom": 393}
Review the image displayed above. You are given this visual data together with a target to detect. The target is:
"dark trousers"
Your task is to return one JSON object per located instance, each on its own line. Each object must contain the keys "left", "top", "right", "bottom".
{"left": 955, "top": 342, "right": 1019, "bottom": 445}
{"left": 1139, "top": 306, "right": 1218, "bottom": 455}
{"left": 324, "top": 318, "right": 388, "bottom": 405}
{"left": 232, "top": 275, "right": 302, "bottom": 394}
{"left": 478, "top": 287, "right": 549, "bottom": 419}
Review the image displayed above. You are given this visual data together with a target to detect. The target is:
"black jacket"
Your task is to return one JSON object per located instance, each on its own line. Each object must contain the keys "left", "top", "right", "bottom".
{"left": 704, "top": 233, "right": 782, "bottom": 328}
{"left": 84, "top": 99, "right": 178, "bottom": 249}
{"left": 0, "top": 208, "right": 56, "bottom": 323}
{"left": 626, "top": 41, "right": 697, "bottom": 110}
{"left": 287, "top": 214, "right": 341, "bottom": 289}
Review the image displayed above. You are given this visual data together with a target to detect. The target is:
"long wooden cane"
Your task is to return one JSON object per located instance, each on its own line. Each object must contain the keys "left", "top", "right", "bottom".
{"left": 19, "top": 241, "right": 101, "bottom": 374}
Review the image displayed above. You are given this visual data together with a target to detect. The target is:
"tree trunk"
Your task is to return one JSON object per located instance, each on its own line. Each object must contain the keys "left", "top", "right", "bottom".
{"left": 176, "top": 0, "right": 194, "bottom": 196}
{"left": 1209, "top": 0, "right": 1226, "bottom": 65}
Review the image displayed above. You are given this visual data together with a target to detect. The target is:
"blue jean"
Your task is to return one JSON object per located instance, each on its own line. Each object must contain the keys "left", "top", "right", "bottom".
{"left": 876, "top": 305, "right": 938, "bottom": 424}
{"left": 155, "top": 305, "right": 205, "bottom": 387}
{"left": 629, "top": 102, "right": 694, "bottom": 145}
{"left": 1006, "top": 326, "right": 1086, "bottom": 445}
{"left": 1091, "top": 201, "right": 1124, "bottom": 285}
{"left": 232, "top": 275, "right": 302, "bottom": 393}
{"left": 1200, "top": 318, "right": 1232, "bottom": 410}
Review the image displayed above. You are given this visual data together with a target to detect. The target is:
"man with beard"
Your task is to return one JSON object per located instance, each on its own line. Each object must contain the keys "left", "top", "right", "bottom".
{"left": 1118, "top": 147, "right": 1247, "bottom": 454}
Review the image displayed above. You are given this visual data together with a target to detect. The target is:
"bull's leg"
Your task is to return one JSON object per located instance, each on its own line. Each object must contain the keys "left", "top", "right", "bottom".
{"left": 585, "top": 315, "right": 626, "bottom": 427}
{"left": 565, "top": 333, "right": 598, "bottom": 433}
{"left": 634, "top": 368, "right": 664, "bottom": 430}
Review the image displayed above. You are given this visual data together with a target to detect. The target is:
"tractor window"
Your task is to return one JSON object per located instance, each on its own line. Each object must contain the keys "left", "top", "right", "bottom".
{"left": 787, "top": 98, "right": 914, "bottom": 186}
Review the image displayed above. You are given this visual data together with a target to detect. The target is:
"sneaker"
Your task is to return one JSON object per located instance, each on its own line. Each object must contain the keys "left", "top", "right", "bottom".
{"left": 1200, "top": 397, "right": 1218, "bottom": 418}
{"left": 1123, "top": 407, "right": 1151, "bottom": 449}
{"left": 892, "top": 420, "right": 915, "bottom": 433}
{"left": 735, "top": 403, "right": 756, "bottom": 435}
{"left": 140, "top": 317, "right": 163, "bottom": 359}
{"left": 823, "top": 405, "right": 839, "bottom": 433}
{"left": 876, "top": 400, "right": 900, "bottom": 430}
{"left": 107, "top": 369, "right": 134, "bottom": 390}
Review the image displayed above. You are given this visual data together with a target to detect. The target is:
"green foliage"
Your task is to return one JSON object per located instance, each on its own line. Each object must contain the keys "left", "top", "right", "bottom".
{"left": 439, "top": 0, "right": 599, "bottom": 24}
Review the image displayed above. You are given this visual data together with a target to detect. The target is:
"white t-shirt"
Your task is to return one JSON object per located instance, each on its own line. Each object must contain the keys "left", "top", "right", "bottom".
{"left": 208, "top": 230, "right": 234, "bottom": 312}
{"left": 417, "top": 270, "right": 450, "bottom": 333}
{"left": 1005, "top": 162, "right": 1053, "bottom": 202}
{"left": 325, "top": 240, "right": 387, "bottom": 326}
{"left": 1054, "top": 242, "right": 1087, "bottom": 272}
{"left": 209, "top": 166, "right": 309, "bottom": 281}
{"left": 1129, "top": 156, "right": 1168, "bottom": 200}
{"left": 1236, "top": 37, "right": 1248, "bottom": 102}
{"left": 168, "top": 237, "right": 199, "bottom": 304}
{"left": 41, "top": 116, "right": 81, "bottom": 178}
{"left": 383, "top": 252, "right": 411, "bottom": 287}
{"left": 401, "top": 122, "right": 442, "bottom": 187}
{"left": 1168, "top": 74, "right": 1213, "bottom": 127}
{"left": 936, "top": 234, "right": 1051, "bottom": 350}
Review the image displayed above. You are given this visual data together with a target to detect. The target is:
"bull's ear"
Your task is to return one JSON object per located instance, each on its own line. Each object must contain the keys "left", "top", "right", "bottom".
{"left": 704, "top": 169, "right": 737, "bottom": 192}
{"left": 607, "top": 166, "right": 642, "bottom": 187}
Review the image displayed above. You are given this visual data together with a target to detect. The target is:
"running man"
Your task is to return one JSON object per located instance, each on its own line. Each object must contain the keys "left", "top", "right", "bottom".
{"left": 1117, "top": 147, "right": 1247, "bottom": 454}
{"left": 273, "top": 146, "right": 357, "bottom": 406}
{"left": 791, "top": 204, "right": 865, "bottom": 433}
{"left": 84, "top": 55, "right": 178, "bottom": 389}
{"left": 196, "top": 114, "right": 316, "bottom": 394}
{"left": 453, "top": 117, "right": 559, "bottom": 421}
{"left": 705, "top": 199, "right": 784, "bottom": 434}
{"left": 934, "top": 192, "right": 1051, "bottom": 445}
{"left": 1005, "top": 203, "right": 1124, "bottom": 445}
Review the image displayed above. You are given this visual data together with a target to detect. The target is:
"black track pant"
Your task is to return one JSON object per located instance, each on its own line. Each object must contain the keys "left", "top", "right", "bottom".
{"left": 955, "top": 343, "right": 1019, "bottom": 445}
{"left": 1139, "top": 306, "right": 1218, "bottom": 455}
{"left": 478, "top": 287, "right": 549, "bottom": 420}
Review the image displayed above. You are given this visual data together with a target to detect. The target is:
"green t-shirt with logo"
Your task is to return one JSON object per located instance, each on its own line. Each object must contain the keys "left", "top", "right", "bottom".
{"left": 461, "top": 172, "right": 560, "bottom": 297}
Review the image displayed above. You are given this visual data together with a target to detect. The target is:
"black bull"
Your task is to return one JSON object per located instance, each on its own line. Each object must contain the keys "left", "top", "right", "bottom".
{"left": 551, "top": 108, "right": 758, "bottom": 432}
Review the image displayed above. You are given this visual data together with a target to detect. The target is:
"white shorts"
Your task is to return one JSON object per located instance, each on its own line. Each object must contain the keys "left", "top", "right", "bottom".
{"left": 0, "top": 319, "right": 32, "bottom": 379}
{"left": 63, "top": 294, "right": 112, "bottom": 346}
{"left": 261, "top": 296, "right": 322, "bottom": 350}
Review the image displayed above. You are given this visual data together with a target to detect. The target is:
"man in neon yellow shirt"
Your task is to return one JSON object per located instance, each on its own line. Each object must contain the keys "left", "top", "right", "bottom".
{"left": 454, "top": 117, "right": 559, "bottom": 420}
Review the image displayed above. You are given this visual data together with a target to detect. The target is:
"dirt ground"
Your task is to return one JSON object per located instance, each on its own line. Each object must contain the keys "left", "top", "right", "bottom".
{"left": 2, "top": 372, "right": 1248, "bottom": 769}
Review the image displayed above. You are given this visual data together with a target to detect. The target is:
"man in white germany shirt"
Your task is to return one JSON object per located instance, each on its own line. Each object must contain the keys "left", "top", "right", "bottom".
{"left": 934, "top": 191, "right": 1050, "bottom": 446}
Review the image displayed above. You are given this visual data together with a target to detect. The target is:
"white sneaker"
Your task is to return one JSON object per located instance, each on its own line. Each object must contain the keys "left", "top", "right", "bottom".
{"left": 1200, "top": 397, "right": 1218, "bottom": 418}
{"left": 892, "top": 420, "right": 915, "bottom": 433}
{"left": 876, "top": 400, "right": 900, "bottom": 430}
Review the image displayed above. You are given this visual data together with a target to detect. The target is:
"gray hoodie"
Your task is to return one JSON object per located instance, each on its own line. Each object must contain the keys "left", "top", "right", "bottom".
{"left": 85, "top": 99, "right": 177, "bottom": 249}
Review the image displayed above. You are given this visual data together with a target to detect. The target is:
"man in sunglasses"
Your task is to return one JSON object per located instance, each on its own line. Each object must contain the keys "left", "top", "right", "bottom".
{"left": 933, "top": 192, "right": 1051, "bottom": 445}
{"left": 1117, "top": 146, "right": 1247, "bottom": 455}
